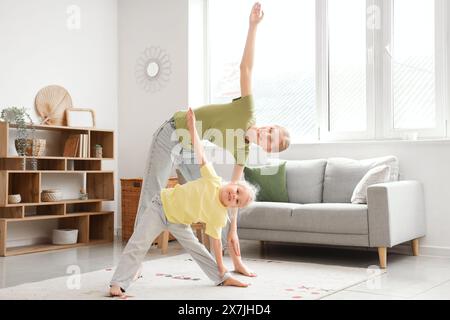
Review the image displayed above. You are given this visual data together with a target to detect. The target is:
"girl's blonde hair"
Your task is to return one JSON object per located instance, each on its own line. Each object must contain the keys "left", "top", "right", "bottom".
{"left": 223, "top": 180, "right": 259, "bottom": 207}
{"left": 236, "top": 180, "right": 259, "bottom": 205}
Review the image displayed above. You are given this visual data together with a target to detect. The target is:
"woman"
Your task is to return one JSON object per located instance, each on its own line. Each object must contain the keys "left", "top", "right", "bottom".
{"left": 136, "top": 2, "right": 290, "bottom": 277}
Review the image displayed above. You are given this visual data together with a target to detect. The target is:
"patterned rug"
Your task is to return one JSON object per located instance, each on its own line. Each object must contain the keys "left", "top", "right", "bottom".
{"left": 0, "top": 254, "right": 382, "bottom": 300}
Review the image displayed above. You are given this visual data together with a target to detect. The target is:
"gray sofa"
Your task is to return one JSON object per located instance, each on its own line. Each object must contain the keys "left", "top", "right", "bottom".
{"left": 239, "top": 157, "right": 426, "bottom": 268}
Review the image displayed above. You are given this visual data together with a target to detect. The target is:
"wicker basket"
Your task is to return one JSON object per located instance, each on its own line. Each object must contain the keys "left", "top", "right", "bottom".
{"left": 15, "top": 138, "right": 46, "bottom": 157}
{"left": 41, "top": 189, "right": 63, "bottom": 202}
{"left": 23, "top": 139, "right": 46, "bottom": 156}
{"left": 121, "top": 178, "right": 178, "bottom": 242}
{"left": 121, "top": 178, "right": 143, "bottom": 241}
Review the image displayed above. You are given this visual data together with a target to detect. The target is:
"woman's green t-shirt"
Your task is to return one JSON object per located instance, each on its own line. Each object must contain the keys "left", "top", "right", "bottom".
{"left": 173, "top": 95, "right": 255, "bottom": 166}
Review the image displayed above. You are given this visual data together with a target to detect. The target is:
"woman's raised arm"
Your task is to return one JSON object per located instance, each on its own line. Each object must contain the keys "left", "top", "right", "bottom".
{"left": 240, "top": 2, "right": 264, "bottom": 97}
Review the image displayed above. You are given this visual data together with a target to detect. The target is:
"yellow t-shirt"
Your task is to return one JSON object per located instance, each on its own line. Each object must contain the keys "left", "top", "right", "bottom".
{"left": 160, "top": 163, "right": 228, "bottom": 240}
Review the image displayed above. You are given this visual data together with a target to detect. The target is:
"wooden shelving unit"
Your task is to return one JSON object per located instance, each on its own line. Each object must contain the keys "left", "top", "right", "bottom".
{"left": 0, "top": 122, "right": 115, "bottom": 256}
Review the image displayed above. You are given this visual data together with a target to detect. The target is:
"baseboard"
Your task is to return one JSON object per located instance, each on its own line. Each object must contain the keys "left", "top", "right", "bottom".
{"left": 6, "top": 237, "right": 50, "bottom": 248}
{"left": 383, "top": 244, "right": 450, "bottom": 257}
{"left": 413, "top": 245, "right": 450, "bottom": 257}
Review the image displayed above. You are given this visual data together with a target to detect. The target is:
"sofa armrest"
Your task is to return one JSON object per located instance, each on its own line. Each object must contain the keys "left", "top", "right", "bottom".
{"left": 367, "top": 181, "right": 426, "bottom": 248}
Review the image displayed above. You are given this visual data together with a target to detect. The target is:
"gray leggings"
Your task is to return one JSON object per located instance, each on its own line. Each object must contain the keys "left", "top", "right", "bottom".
{"left": 111, "top": 195, "right": 231, "bottom": 291}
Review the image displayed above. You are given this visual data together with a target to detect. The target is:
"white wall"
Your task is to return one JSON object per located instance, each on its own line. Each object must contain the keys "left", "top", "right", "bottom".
{"left": 0, "top": 0, "right": 118, "bottom": 245}
{"left": 117, "top": 0, "right": 188, "bottom": 230}
{"left": 118, "top": 0, "right": 188, "bottom": 179}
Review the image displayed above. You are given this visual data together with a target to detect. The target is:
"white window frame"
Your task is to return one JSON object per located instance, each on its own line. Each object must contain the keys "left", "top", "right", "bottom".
{"left": 318, "top": 0, "right": 376, "bottom": 141}
{"left": 197, "top": 0, "right": 450, "bottom": 142}
{"left": 380, "top": 0, "right": 448, "bottom": 139}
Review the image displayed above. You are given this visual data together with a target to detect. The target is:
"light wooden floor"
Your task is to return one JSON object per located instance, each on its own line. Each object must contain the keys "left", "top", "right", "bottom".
{"left": 1, "top": 238, "right": 450, "bottom": 300}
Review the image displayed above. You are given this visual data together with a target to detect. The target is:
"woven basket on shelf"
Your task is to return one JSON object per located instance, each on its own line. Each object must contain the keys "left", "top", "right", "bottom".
{"left": 26, "top": 139, "right": 46, "bottom": 156}
{"left": 15, "top": 138, "right": 46, "bottom": 157}
{"left": 41, "top": 189, "right": 63, "bottom": 202}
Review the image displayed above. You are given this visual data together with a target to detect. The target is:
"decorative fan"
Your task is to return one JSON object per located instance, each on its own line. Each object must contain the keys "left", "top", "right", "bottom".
{"left": 135, "top": 46, "right": 171, "bottom": 93}
{"left": 35, "top": 85, "right": 73, "bottom": 126}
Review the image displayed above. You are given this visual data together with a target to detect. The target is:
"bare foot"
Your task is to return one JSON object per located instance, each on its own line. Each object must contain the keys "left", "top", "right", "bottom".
{"left": 234, "top": 262, "right": 257, "bottom": 277}
{"left": 223, "top": 277, "right": 249, "bottom": 287}
{"left": 110, "top": 285, "right": 124, "bottom": 297}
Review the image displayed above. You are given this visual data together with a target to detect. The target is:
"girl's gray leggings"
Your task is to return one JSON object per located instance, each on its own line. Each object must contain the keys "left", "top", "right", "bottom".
{"left": 110, "top": 195, "right": 231, "bottom": 291}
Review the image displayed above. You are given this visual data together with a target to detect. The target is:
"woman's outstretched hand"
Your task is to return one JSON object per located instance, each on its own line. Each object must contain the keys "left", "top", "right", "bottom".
{"left": 249, "top": 2, "right": 264, "bottom": 26}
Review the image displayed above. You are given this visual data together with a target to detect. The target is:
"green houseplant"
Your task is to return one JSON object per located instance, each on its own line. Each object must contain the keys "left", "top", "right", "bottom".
{"left": 0, "top": 107, "right": 38, "bottom": 164}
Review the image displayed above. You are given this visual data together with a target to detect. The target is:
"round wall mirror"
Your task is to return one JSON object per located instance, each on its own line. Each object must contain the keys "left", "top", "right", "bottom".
{"left": 136, "top": 46, "right": 171, "bottom": 93}
{"left": 146, "top": 62, "right": 159, "bottom": 78}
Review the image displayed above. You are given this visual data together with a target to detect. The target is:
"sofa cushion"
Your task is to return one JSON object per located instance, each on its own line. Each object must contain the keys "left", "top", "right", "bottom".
{"left": 285, "top": 159, "right": 327, "bottom": 204}
{"left": 239, "top": 202, "right": 302, "bottom": 230}
{"left": 239, "top": 202, "right": 368, "bottom": 235}
{"left": 290, "top": 204, "right": 368, "bottom": 234}
{"left": 244, "top": 162, "right": 289, "bottom": 202}
{"left": 351, "top": 165, "right": 391, "bottom": 204}
{"left": 323, "top": 156, "right": 399, "bottom": 203}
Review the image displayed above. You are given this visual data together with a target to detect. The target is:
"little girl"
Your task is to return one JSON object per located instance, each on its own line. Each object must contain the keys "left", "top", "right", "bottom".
{"left": 110, "top": 108, "right": 257, "bottom": 296}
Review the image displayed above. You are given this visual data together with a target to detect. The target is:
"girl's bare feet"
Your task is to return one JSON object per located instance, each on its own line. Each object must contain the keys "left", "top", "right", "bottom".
{"left": 110, "top": 285, "right": 124, "bottom": 297}
{"left": 233, "top": 261, "right": 257, "bottom": 277}
{"left": 223, "top": 277, "right": 249, "bottom": 287}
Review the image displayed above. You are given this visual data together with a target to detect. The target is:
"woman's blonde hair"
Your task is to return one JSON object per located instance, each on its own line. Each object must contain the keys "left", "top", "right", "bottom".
{"left": 276, "top": 125, "right": 291, "bottom": 152}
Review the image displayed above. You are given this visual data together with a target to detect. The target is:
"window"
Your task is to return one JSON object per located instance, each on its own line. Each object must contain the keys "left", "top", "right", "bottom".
{"left": 391, "top": 0, "right": 438, "bottom": 130}
{"left": 383, "top": 0, "right": 447, "bottom": 138}
{"left": 208, "top": 0, "right": 317, "bottom": 142}
{"left": 200, "top": 0, "right": 449, "bottom": 142}
{"left": 328, "top": 0, "right": 367, "bottom": 133}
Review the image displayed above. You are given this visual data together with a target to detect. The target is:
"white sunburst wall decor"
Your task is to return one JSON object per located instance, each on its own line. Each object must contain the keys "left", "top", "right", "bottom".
{"left": 135, "top": 46, "right": 172, "bottom": 93}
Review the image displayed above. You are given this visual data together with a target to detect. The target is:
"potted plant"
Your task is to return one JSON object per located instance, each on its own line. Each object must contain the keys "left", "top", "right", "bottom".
{"left": 0, "top": 107, "right": 39, "bottom": 163}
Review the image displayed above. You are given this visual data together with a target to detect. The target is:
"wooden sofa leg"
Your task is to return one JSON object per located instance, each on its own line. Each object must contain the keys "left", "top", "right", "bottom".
{"left": 159, "top": 231, "right": 169, "bottom": 254}
{"left": 412, "top": 239, "right": 420, "bottom": 256}
{"left": 378, "top": 247, "right": 387, "bottom": 269}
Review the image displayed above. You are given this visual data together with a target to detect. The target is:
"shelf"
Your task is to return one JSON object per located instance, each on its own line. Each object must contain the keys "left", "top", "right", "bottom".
{"left": 1, "top": 211, "right": 113, "bottom": 222}
{"left": 3, "top": 170, "right": 113, "bottom": 173}
{"left": 3, "top": 199, "right": 110, "bottom": 208}
{"left": 24, "top": 203, "right": 64, "bottom": 218}
{"left": 25, "top": 158, "right": 66, "bottom": 171}
{"left": 0, "top": 212, "right": 114, "bottom": 256}
{"left": 0, "top": 122, "right": 115, "bottom": 256}
{"left": 0, "top": 206, "right": 23, "bottom": 219}
{"left": 2, "top": 156, "right": 114, "bottom": 160}
{"left": 90, "top": 130, "right": 114, "bottom": 159}
{"left": 87, "top": 172, "right": 114, "bottom": 200}
{"left": 89, "top": 213, "right": 114, "bottom": 243}
{"left": 67, "top": 159, "right": 101, "bottom": 171}
{"left": 7, "top": 172, "right": 40, "bottom": 204}
{"left": 8, "top": 123, "right": 114, "bottom": 133}
{"left": 66, "top": 201, "right": 102, "bottom": 214}
{"left": 0, "top": 158, "right": 24, "bottom": 170}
